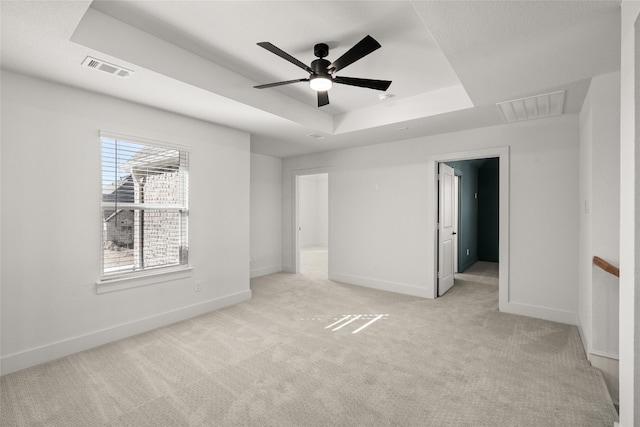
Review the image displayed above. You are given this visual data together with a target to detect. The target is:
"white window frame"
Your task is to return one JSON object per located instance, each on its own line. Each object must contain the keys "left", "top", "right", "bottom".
{"left": 97, "top": 131, "right": 192, "bottom": 293}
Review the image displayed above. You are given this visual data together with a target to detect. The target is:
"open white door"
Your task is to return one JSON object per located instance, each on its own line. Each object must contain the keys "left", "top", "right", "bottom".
{"left": 438, "top": 163, "right": 455, "bottom": 296}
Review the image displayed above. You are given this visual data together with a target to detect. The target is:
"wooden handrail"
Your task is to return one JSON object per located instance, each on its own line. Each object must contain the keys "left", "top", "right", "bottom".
{"left": 593, "top": 256, "right": 620, "bottom": 278}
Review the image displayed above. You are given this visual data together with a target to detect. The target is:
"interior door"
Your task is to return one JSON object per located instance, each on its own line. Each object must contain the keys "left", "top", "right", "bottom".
{"left": 438, "top": 163, "right": 455, "bottom": 296}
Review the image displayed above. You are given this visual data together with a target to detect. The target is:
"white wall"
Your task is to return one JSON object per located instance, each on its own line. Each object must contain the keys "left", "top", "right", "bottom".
{"left": 591, "top": 72, "right": 621, "bottom": 357}
{"left": 299, "top": 176, "right": 319, "bottom": 248}
{"left": 579, "top": 83, "right": 594, "bottom": 352}
{"left": 318, "top": 174, "right": 329, "bottom": 247}
{"left": 250, "top": 153, "right": 282, "bottom": 278}
{"left": 298, "top": 174, "right": 328, "bottom": 248}
{"left": 0, "top": 71, "right": 251, "bottom": 374}
{"left": 282, "top": 114, "right": 580, "bottom": 323}
{"left": 619, "top": 2, "right": 640, "bottom": 426}
{"left": 578, "top": 71, "right": 621, "bottom": 403}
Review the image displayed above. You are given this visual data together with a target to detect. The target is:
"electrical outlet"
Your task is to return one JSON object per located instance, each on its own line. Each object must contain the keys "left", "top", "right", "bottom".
{"left": 195, "top": 281, "right": 201, "bottom": 292}
{"left": 373, "top": 263, "right": 378, "bottom": 272}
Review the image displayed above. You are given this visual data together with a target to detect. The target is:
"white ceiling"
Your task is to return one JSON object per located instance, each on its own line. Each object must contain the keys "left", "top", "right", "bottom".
{"left": 0, "top": 1, "right": 621, "bottom": 158}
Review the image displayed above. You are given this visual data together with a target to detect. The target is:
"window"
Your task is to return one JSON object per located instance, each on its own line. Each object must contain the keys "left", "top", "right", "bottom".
{"left": 100, "top": 133, "right": 189, "bottom": 281}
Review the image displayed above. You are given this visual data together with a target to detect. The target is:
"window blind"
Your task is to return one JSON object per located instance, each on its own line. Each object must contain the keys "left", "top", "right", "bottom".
{"left": 101, "top": 136, "right": 189, "bottom": 280}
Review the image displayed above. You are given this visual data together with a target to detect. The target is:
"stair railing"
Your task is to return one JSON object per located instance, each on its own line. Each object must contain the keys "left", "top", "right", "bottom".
{"left": 593, "top": 256, "right": 620, "bottom": 278}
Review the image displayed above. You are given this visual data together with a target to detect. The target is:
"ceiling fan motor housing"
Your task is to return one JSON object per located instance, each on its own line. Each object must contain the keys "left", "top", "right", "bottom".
{"left": 314, "top": 43, "right": 329, "bottom": 59}
{"left": 311, "top": 58, "right": 332, "bottom": 77}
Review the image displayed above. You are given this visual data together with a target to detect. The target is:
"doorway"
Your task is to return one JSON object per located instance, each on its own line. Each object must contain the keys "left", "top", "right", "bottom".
{"left": 296, "top": 173, "right": 328, "bottom": 279}
{"left": 427, "top": 147, "right": 509, "bottom": 311}
{"left": 441, "top": 158, "right": 499, "bottom": 296}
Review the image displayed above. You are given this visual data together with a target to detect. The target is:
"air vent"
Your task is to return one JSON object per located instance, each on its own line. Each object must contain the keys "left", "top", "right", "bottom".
{"left": 496, "top": 90, "right": 565, "bottom": 123}
{"left": 81, "top": 56, "right": 133, "bottom": 78}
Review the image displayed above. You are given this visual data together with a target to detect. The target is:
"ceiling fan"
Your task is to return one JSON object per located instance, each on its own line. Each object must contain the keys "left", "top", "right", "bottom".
{"left": 254, "top": 35, "right": 392, "bottom": 107}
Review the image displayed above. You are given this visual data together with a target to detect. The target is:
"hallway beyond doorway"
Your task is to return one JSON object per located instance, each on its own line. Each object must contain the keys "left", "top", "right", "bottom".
{"left": 454, "top": 261, "right": 499, "bottom": 286}
{"left": 300, "top": 246, "right": 328, "bottom": 280}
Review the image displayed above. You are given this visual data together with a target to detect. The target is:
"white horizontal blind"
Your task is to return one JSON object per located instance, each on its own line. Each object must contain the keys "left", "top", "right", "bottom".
{"left": 101, "top": 136, "right": 189, "bottom": 280}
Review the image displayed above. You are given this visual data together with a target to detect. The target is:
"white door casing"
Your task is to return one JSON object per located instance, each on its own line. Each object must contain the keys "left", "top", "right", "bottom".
{"left": 438, "top": 163, "right": 456, "bottom": 296}
{"left": 293, "top": 168, "right": 331, "bottom": 274}
{"left": 427, "top": 147, "right": 508, "bottom": 315}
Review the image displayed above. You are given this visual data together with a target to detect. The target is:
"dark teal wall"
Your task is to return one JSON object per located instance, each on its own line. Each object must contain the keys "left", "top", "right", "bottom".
{"left": 445, "top": 160, "right": 478, "bottom": 273}
{"left": 478, "top": 158, "right": 499, "bottom": 262}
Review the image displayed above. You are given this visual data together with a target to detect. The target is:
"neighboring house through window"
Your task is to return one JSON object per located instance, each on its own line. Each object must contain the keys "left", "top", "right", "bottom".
{"left": 100, "top": 133, "right": 189, "bottom": 280}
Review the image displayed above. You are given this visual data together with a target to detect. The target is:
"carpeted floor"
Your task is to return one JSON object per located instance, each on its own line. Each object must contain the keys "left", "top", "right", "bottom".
{"left": 1, "top": 262, "right": 618, "bottom": 426}
{"left": 300, "top": 246, "right": 328, "bottom": 280}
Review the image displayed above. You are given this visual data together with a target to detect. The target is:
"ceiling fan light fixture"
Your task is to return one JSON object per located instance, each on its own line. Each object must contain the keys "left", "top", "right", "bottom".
{"left": 255, "top": 35, "right": 390, "bottom": 106}
{"left": 309, "top": 75, "right": 332, "bottom": 91}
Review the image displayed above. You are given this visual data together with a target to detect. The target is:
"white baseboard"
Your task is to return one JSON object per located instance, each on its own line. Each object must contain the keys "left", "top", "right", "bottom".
{"left": 590, "top": 352, "right": 619, "bottom": 405}
{"left": 250, "top": 265, "right": 282, "bottom": 278}
{"left": 590, "top": 349, "right": 620, "bottom": 360}
{"left": 0, "top": 289, "right": 252, "bottom": 375}
{"left": 281, "top": 264, "right": 294, "bottom": 273}
{"left": 330, "top": 272, "right": 432, "bottom": 298}
{"left": 501, "top": 301, "right": 577, "bottom": 325}
{"left": 576, "top": 313, "right": 592, "bottom": 357}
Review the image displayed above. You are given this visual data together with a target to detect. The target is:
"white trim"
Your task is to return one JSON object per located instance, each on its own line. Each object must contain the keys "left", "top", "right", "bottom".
{"left": 0, "top": 289, "right": 251, "bottom": 375}
{"left": 96, "top": 266, "right": 193, "bottom": 293}
{"left": 281, "top": 264, "right": 294, "bottom": 273}
{"left": 331, "top": 272, "right": 431, "bottom": 298}
{"left": 501, "top": 301, "right": 577, "bottom": 325}
{"left": 590, "top": 349, "right": 620, "bottom": 361}
{"left": 250, "top": 265, "right": 282, "bottom": 278}
{"left": 99, "top": 130, "right": 191, "bottom": 152}
{"left": 427, "top": 147, "right": 510, "bottom": 306}
{"left": 577, "top": 312, "right": 592, "bottom": 357}
{"left": 590, "top": 352, "right": 620, "bottom": 405}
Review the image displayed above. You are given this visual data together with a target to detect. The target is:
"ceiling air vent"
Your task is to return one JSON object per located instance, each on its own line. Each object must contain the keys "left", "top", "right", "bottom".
{"left": 81, "top": 56, "right": 133, "bottom": 78}
{"left": 496, "top": 90, "right": 565, "bottom": 123}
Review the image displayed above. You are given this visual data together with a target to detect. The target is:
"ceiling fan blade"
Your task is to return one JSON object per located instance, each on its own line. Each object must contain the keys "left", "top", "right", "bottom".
{"left": 257, "top": 42, "right": 313, "bottom": 74}
{"left": 318, "top": 91, "right": 329, "bottom": 107}
{"left": 254, "top": 78, "right": 309, "bottom": 89}
{"left": 333, "top": 76, "right": 392, "bottom": 91}
{"left": 328, "top": 35, "right": 381, "bottom": 73}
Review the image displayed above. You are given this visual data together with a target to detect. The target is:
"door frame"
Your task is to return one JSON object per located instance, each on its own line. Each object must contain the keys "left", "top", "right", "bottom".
{"left": 293, "top": 168, "right": 330, "bottom": 274}
{"left": 427, "top": 147, "right": 509, "bottom": 312}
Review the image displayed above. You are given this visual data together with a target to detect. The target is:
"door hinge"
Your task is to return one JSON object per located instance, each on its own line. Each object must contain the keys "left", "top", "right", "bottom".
{"left": 437, "top": 272, "right": 440, "bottom": 279}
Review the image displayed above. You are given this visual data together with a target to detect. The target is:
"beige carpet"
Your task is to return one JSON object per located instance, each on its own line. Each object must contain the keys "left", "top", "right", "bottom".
{"left": 456, "top": 261, "right": 499, "bottom": 286}
{"left": 1, "top": 263, "right": 618, "bottom": 426}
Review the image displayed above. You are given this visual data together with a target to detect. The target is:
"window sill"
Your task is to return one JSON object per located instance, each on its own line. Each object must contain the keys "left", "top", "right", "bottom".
{"left": 96, "top": 266, "right": 193, "bottom": 294}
